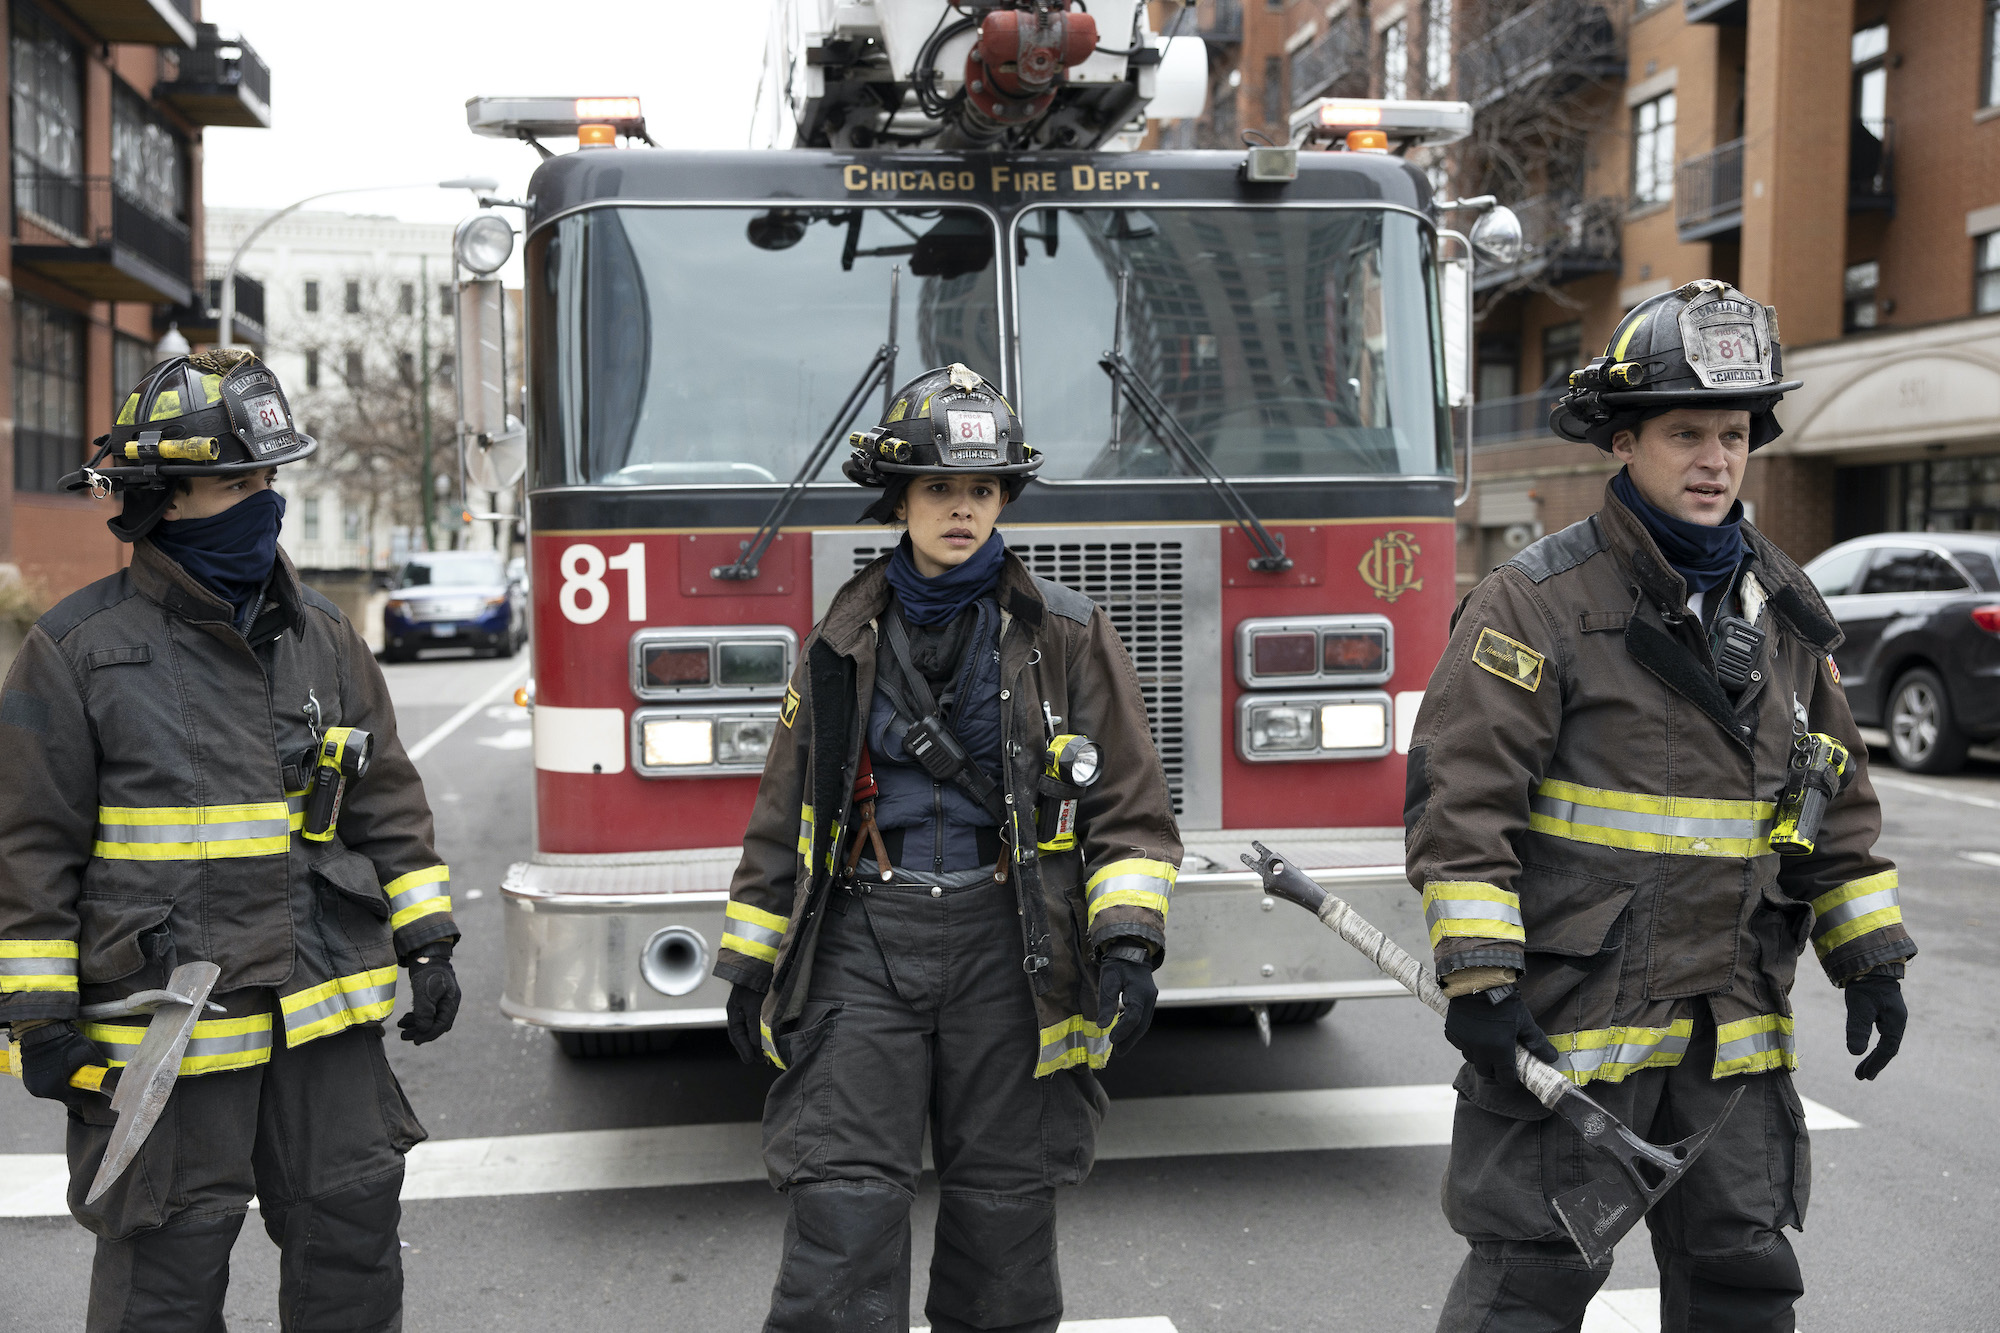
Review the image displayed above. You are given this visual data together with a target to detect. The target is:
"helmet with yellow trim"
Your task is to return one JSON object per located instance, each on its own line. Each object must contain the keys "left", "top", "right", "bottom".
{"left": 843, "top": 363, "right": 1040, "bottom": 521}
{"left": 1549, "top": 280, "right": 1803, "bottom": 450}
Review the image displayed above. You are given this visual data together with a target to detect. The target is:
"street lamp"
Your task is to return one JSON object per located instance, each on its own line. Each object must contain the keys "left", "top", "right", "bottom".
{"left": 216, "top": 177, "right": 499, "bottom": 347}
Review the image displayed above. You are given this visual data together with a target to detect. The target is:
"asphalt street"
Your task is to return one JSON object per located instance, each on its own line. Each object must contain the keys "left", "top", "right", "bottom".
{"left": 3, "top": 648, "right": 1997, "bottom": 1331}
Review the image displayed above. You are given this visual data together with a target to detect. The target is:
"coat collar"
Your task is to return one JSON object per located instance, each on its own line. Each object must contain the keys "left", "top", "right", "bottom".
{"left": 130, "top": 537, "right": 308, "bottom": 636}
{"left": 817, "top": 543, "right": 1047, "bottom": 655}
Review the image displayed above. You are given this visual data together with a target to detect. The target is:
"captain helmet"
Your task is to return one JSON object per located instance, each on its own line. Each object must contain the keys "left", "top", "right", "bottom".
{"left": 843, "top": 363, "right": 1040, "bottom": 522}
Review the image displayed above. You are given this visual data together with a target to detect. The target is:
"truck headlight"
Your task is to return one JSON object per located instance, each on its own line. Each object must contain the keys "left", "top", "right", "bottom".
{"left": 717, "top": 716, "right": 776, "bottom": 766}
{"left": 1237, "top": 692, "right": 1394, "bottom": 762}
{"left": 632, "top": 705, "right": 782, "bottom": 776}
{"left": 641, "top": 718, "right": 713, "bottom": 768}
{"left": 631, "top": 626, "right": 797, "bottom": 700}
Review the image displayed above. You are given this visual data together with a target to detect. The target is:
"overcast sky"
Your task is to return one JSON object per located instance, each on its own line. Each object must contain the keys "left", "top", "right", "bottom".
{"left": 200, "top": 2, "right": 768, "bottom": 229}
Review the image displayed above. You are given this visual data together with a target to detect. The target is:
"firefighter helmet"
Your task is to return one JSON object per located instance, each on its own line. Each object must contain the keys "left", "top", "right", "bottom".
{"left": 843, "top": 363, "right": 1040, "bottom": 499}
{"left": 1549, "top": 280, "right": 1802, "bottom": 450}
{"left": 65, "top": 349, "right": 316, "bottom": 497}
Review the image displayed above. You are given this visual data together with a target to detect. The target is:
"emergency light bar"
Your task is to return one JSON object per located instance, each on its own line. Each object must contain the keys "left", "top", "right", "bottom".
{"left": 1289, "top": 97, "right": 1472, "bottom": 148}
{"left": 466, "top": 95, "right": 647, "bottom": 140}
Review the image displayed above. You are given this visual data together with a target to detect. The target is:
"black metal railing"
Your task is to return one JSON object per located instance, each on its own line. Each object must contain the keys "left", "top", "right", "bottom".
{"left": 204, "top": 271, "right": 265, "bottom": 328}
{"left": 13, "top": 170, "right": 87, "bottom": 238}
{"left": 1289, "top": 20, "right": 1368, "bottom": 106}
{"left": 1676, "top": 137, "right": 1745, "bottom": 237}
{"left": 1850, "top": 118, "right": 1894, "bottom": 210}
{"left": 1199, "top": 0, "right": 1242, "bottom": 41}
{"left": 109, "top": 184, "right": 191, "bottom": 280}
{"left": 1472, "top": 388, "right": 1565, "bottom": 445}
{"left": 1460, "top": 0, "right": 1624, "bottom": 107}
{"left": 174, "top": 24, "right": 271, "bottom": 110}
{"left": 1473, "top": 193, "right": 1623, "bottom": 291}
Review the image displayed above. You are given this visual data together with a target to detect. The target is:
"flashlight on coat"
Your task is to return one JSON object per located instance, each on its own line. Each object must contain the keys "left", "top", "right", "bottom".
{"left": 1044, "top": 734, "right": 1101, "bottom": 788}
{"left": 302, "top": 727, "right": 373, "bottom": 842}
{"left": 1769, "top": 732, "right": 1849, "bottom": 856}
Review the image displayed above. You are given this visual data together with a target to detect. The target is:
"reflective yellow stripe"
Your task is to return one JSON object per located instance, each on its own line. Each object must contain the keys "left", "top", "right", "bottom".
{"left": 279, "top": 966, "right": 399, "bottom": 1046}
{"left": 1084, "top": 858, "right": 1177, "bottom": 927}
{"left": 81, "top": 1013, "right": 274, "bottom": 1076}
{"left": 1036, "top": 1013, "right": 1113, "bottom": 1077}
{"left": 760, "top": 1019, "right": 786, "bottom": 1071}
{"left": 1530, "top": 778, "right": 1773, "bottom": 857}
{"left": 0, "top": 939, "right": 80, "bottom": 993}
{"left": 1610, "top": 305, "right": 1649, "bottom": 360}
{"left": 94, "top": 801, "right": 292, "bottom": 861}
{"left": 1810, "top": 871, "right": 1902, "bottom": 957}
{"left": 384, "top": 865, "right": 452, "bottom": 931}
{"left": 1713, "top": 1013, "right": 1797, "bottom": 1077}
{"left": 723, "top": 900, "right": 788, "bottom": 964}
{"left": 1548, "top": 1018, "right": 1694, "bottom": 1086}
{"left": 1421, "top": 881, "right": 1525, "bottom": 947}
{"left": 797, "top": 804, "right": 814, "bottom": 856}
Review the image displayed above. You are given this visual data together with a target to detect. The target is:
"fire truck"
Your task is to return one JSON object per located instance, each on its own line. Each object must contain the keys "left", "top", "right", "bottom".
{"left": 456, "top": 1, "right": 1518, "bottom": 1056}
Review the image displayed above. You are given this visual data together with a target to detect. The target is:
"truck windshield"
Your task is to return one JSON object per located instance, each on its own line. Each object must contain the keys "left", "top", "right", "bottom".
{"left": 1016, "top": 207, "right": 1449, "bottom": 479}
{"left": 535, "top": 205, "right": 1001, "bottom": 488}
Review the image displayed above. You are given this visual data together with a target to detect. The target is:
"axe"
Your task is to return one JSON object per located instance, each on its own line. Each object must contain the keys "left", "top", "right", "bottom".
{"left": 1242, "top": 842, "right": 1740, "bottom": 1265}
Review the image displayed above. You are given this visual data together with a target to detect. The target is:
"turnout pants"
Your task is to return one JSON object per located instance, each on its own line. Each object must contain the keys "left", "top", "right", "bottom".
{"left": 761, "top": 869, "right": 1107, "bottom": 1333}
{"left": 65, "top": 1007, "right": 427, "bottom": 1333}
{"left": 1436, "top": 1013, "right": 1810, "bottom": 1333}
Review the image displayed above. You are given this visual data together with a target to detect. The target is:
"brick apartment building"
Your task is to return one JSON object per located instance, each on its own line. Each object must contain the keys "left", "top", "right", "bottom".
{"left": 1168, "top": 0, "right": 2000, "bottom": 587}
{"left": 2, "top": 0, "right": 269, "bottom": 609}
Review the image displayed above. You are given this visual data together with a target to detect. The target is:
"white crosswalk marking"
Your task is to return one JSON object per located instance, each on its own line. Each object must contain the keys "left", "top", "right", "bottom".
{"left": 917, "top": 1321, "right": 1176, "bottom": 1333}
{"left": 0, "top": 1085, "right": 1861, "bottom": 1218}
{"left": 1583, "top": 1287, "right": 1659, "bottom": 1331}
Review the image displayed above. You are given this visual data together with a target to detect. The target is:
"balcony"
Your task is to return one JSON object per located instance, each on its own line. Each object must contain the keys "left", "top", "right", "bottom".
{"left": 12, "top": 175, "right": 193, "bottom": 306}
{"left": 60, "top": 0, "right": 192, "bottom": 46}
{"left": 156, "top": 25, "right": 271, "bottom": 128}
{"left": 1683, "top": 0, "right": 1748, "bottom": 23}
{"left": 1850, "top": 118, "right": 1894, "bottom": 214}
{"left": 1198, "top": 0, "right": 1241, "bottom": 43}
{"left": 1472, "top": 388, "right": 1566, "bottom": 447}
{"left": 1676, "top": 137, "right": 1744, "bottom": 241}
{"left": 1471, "top": 194, "right": 1623, "bottom": 294}
{"left": 160, "top": 271, "right": 268, "bottom": 348}
{"left": 1289, "top": 21, "right": 1368, "bottom": 107}
{"left": 1459, "top": 0, "right": 1624, "bottom": 110}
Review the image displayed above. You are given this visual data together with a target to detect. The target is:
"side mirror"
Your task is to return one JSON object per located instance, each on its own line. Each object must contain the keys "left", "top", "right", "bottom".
{"left": 1470, "top": 205, "right": 1524, "bottom": 266}
{"left": 455, "top": 278, "right": 528, "bottom": 493}
{"left": 1440, "top": 253, "right": 1472, "bottom": 410}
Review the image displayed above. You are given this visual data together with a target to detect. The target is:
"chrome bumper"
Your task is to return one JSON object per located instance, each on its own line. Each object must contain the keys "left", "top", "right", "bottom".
{"left": 501, "top": 855, "right": 1428, "bottom": 1031}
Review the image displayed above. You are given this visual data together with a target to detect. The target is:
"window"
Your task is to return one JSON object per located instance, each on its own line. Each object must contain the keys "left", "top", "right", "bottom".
{"left": 1379, "top": 19, "right": 1408, "bottom": 100}
{"left": 1477, "top": 333, "right": 1519, "bottom": 402}
{"left": 436, "top": 353, "right": 455, "bottom": 387}
{"left": 1859, "top": 548, "right": 1971, "bottom": 595}
{"left": 111, "top": 83, "right": 187, "bottom": 221}
{"left": 1852, "top": 24, "right": 1887, "bottom": 137}
{"left": 344, "top": 349, "right": 364, "bottom": 386}
{"left": 344, "top": 281, "right": 361, "bottom": 315}
{"left": 1425, "top": 0, "right": 1452, "bottom": 94}
{"left": 305, "top": 348, "right": 321, "bottom": 388}
{"left": 1263, "top": 56, "right": 1283, "bottom": 126}
{"left": 344, "top": 508, "right": 363, "bottom": 541}
{"left": 1844, "top": 261, "right": 1880, "bottom": 331}
{"left": 1977, "top": 233, "right": 2000, "bottom": 314}
{"left": 302, "top": 496, "right": 321, "bottom": 542}
{"left": 1632, "top": 92, "right": 1677, "bottom": 206}
{"left": 1986, "top": 0, "right": 2000, "bottom": 108}
{"left": 304, "top": 280, "right": 320, "bottom": 313}
{"left": 399, "top": 282, "right": 415, "bottom": 316}
{"left": 439, "top": 283, "right": 454, "bottom": 316}
{"left": 1540, "top": 321, "right": 1583, "bottom": 388}
{"left": 1806, "top": 545, "right": 1870, "bottom": 597}
{"left": 13, "top": 297, "right": 85, "bottom": 494}
{"left": 398, "top": 350, "right": 416, "bottom": 383}
{"left": 114, "top": 333, "right": 155, "bottom": 400}
{"left": 11, "top": 5, "right": 84, "bottom": 233}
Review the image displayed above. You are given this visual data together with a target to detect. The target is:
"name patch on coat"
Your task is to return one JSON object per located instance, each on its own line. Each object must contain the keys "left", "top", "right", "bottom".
{"left": 781, "top": 686, "right": 800, "bottom": 729}
{"left": 1473, "top": 627, "right": 1544, "bottom": 692}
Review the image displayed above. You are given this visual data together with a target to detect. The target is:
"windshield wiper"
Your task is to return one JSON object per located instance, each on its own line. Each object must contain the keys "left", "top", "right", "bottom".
{"left": 1097, "top": 271, "right": 1292, "bottom": 574}
{"left": 714, "top": 267, "right": 901, "bottom": 582}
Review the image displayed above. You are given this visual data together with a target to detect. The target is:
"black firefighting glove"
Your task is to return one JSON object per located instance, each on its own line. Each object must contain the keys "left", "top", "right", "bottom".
{"left": 726, "top": 983, "right": 764, "bottom": 1066}
{"left": 398, "top": 939, "right": 460, "bottom": 1045}
{"left": 1845, "top": 971, "right": 1907, "bottom": 1081}
{"left": 1445, "top": 984, "right": 1559, "bottom": 1087}
{"left": 1096, "top": 943, "right": 1158, "bottom": 1053}
{"left": 16, "top": 1020, "right": 111, "bottom": 1111}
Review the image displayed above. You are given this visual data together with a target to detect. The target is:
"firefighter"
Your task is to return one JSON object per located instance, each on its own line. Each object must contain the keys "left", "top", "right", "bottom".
{"left": 717, "top": 363, "right": 1181, "bottom": 1333}
{"left": 0, "top": 350, "right": 459, "bottom": 1332}
{"left": 1408, "top": 281, "right": 1915, "bottom": 1333}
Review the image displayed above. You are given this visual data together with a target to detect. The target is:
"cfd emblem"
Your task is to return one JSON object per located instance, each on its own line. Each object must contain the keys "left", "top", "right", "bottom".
{"left": 1359, "top": 530, "right": 1423, "bottom": 603}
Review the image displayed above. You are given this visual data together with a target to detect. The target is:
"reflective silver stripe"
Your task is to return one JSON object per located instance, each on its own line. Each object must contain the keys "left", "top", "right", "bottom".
{"left": 0, "top": 956, "right": 75, "bottom": 976}
{"left": 1812, "top": 885, "right": 1900, "bottom": 937}
{"left": 1038, "top": 1024, "right": 1110, "bottom": 1067}
{"left": 1528, "top": 793, "right": 1767, "bottom": 842}
{"left": 98, "top": 816, "right": 290, "bottom": 844}
{"left": 1084, "top": 873, "right": 1173, "bottom": 907}
{"left": 726, "top": 918, "right": 784, "bottom": 951}
{"left": 282, "top": 979, "right": 398, "bottom": 1034}
{"left": 385, "top": 878, "right": 445, "bottom": 915}
{"left": 1423, "top": 897, "right": 1524, "bottom": 928}
{"left": 1552, "top": 1029, "right": 1692, "bottom": 1077}
{"left": 1715, "top": 1024, "right": 1794, "bottom": 1067}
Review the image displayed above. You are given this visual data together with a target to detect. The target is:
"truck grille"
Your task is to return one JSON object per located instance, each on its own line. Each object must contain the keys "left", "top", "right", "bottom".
{"left": 815, "top": 525, "right": 1221, "bottom": 826}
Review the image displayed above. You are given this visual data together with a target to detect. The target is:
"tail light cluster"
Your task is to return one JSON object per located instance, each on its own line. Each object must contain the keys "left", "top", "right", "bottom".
{"left": 1972, "top": 605, "right": 2000, "bottom": 635}
{"left": 1235, "top": 616, "right": 1395, "bottom": 762}
{"left": 629, "top": 626, "right": 797, "bottom": 777}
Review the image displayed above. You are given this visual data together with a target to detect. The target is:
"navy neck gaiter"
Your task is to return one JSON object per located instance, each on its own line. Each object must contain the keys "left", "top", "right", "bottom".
{"left": 1610, "top": 467, "right": 1745, "bottom": 598}
{"left": 885, "top": 529, "right": 1006, "bottom": 626}
{"left": 150, "top": 488, "right": 286, "bottom": 626}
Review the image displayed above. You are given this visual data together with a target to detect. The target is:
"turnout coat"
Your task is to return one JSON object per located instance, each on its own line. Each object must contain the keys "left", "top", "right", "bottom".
{"left": 716, "top": 549, "right": 1182, "bottom": 1077}
{"left": 0, "top": 540, "right": 455, "bottom": 1077}
{"left": 1406, "top": 480, "right": 1916, "bottom": 1086}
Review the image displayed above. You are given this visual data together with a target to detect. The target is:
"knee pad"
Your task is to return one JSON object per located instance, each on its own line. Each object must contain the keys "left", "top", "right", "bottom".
{"left": 87, "top": 1213, "right": 245, "bottom": 1333}
{"left": 927, "top": 1191, "right": 1061, "bottom": 1329}
{"left": 264, "top": 1170, "right": 406, "bottom": 1332}
{"left": 768, "top": 1180, "right": 913, "bottom": 1333}
{"left": 1657, "top": 1236, "right": 1803, "bottom": 1333}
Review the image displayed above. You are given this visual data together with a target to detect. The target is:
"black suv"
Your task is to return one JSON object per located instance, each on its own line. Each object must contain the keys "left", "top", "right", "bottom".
{"left": 1802, "top": 533, "right": 2000, "bottom": 773}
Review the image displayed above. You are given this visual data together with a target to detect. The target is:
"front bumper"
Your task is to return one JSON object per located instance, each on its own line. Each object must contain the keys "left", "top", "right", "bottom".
{"left": 501, "top": 834, "right": 1428, "bottom": 1032}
